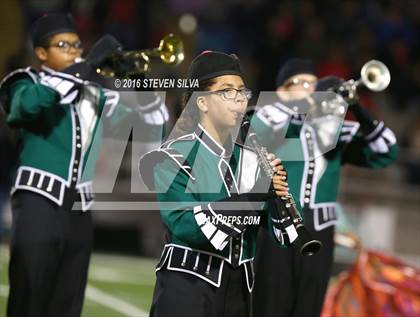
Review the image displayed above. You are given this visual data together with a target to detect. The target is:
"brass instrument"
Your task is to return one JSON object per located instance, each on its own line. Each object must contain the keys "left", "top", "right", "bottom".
{"left": 241, "top": 115, "right": 322, "bottom": 256}
{"left": 94, "top": 33, "right": 184, "bottom": 77}
{"left": 336, "top": 60, "right": 391, "bottom": 99}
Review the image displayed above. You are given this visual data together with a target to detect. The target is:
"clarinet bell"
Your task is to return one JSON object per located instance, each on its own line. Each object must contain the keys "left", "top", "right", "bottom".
{"left": 296, "top": 224, "right": 323, "bottom": 256}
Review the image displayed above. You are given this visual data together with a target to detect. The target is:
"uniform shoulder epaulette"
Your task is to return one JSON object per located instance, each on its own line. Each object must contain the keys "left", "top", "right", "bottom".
{"left": 0, "top": 67, "right": 39, "bottom": 113}
{"left": 139, "top": 134, "right": 196, "bottom": 190}
{"left": 0, "top": 67, "right": 39, "bottom": 89}
{"left": 160, "top": 133, "right": 195, "bottom": 148}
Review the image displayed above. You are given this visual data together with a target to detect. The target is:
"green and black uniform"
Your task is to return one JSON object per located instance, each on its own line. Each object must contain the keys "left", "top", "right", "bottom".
{"left": 251, "top": 100, "right": 398, "bottom": 317}
{"left": 140, "top": 124, "right": 292, "bottom": 317}
{"left": 0, "top": 66, "right": 167, "bottom": 317}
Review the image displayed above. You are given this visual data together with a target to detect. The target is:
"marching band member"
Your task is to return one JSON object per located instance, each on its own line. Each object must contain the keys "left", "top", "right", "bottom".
{"left": 252, "top": 58, "right": 398, "bottom": 317}
{"left": 0, "top": 13, "right": 167, "bottom": 317}
{"left": 139, "top": 51, "right": 294, "bottom": 317}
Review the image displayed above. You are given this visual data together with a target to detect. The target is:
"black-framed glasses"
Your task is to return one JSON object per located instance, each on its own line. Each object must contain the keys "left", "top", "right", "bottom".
{"left": 205, "top": 88, "right": 252, "bottom": 100}
{"left": 47, "top": 40, "right": 83, "bottom": 53}
{"left": 284, "top": 77, "right": 317, "bottom": 90}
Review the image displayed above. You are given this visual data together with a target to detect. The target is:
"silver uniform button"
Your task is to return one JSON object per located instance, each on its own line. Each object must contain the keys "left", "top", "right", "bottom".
{"left": 308, "top": 169, "right": 314, "bottom": 175}
{"left": 306, "top": 184, "right": 311, "bottom": 189}
{"left": 72, "top": 177, "right": 77, "bottom": 182}
{"left": 304, "top": 197, "right": 310, "bottom": 203}
{"left": 77, "top": 143, "right": 81, "bottom": 148}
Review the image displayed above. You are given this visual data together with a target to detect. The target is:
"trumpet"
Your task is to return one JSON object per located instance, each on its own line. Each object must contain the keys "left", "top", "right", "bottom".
{"left": 94, "top": 34, "right": 184, "bottom": 77}
{"left": 335, "top": 60, "right": 391, "bottom": 99}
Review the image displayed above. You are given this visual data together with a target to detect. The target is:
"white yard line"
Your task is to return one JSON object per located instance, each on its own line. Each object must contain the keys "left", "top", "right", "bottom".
{"left": 0, "top": 284, "right": 148, "bottom": 317}
{"left": 89, "top": 267, "right": 155, "bottom": 286}
{"left": 0, "top": 284, "right": 9, "bottom": 297}
{"left": 85, "top": 285, "right": 148, "bottom": 317}
{"left": 0, "top": 246, "right": 9, "bottom": 262}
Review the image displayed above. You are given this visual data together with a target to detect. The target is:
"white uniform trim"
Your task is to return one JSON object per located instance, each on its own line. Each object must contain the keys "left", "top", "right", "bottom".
{"left": 160, "top": 244, "right": 226, "bottom": 288}
{"left": 0, "top": 67, "right": 38, "bottom": 87}
{"left": 11, "top": 166, "right": 66, "bottom": 206}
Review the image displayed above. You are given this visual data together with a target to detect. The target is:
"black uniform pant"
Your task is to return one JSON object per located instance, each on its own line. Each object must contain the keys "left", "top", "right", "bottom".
{"left": 150, "top": 264, "right": 251, "bottom": 317}
{"left": 253, "top": 226, "right": 335, "bottom": 317}
{"left": 7, "top": 190, "right": 93, "bottom": 317}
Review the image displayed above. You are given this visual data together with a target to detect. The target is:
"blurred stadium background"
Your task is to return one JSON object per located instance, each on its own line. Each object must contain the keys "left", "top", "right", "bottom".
{"left": 0, "top": 0, "right": 419, "bottom": 316}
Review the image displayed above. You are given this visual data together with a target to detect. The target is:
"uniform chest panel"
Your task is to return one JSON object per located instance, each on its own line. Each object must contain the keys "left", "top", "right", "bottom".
{"left": 183, "top": 143, "right": 259, "bottom": 198}
{"left": 187, "top": 148, "right": 235, "bottom": 197}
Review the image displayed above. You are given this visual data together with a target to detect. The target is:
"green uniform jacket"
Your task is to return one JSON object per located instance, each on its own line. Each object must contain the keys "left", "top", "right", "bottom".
{"left": 1, "top": 66, "right": 167, "bottom": 210}
{"left": 251, "top": 101, "right": 398, "bottom": 231}
{"left": 140, "top": 124, "right": 289, "bottom": 290}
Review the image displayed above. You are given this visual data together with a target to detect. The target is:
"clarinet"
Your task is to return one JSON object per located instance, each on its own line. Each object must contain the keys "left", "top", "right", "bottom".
{"left": 241, "top": 115, "right": 322, "bottom": 256}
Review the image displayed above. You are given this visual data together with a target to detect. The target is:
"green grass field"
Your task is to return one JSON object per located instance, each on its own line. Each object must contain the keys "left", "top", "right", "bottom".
{"left": 0, "top": 245, "right": 156, "bottom": 317}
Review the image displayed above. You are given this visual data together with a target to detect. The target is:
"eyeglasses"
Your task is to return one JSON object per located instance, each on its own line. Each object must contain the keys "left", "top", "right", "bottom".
{"left": 284, "top": 77, "right": 317, "bottom": 90}
{"left": 47, "top": 40, "right": 83, "bottom": 53}
{"left": 205, "top": 88, "right": 252, "bottom": 100}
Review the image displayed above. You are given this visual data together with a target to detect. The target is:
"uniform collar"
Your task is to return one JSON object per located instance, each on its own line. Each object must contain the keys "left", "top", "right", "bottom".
{"left": 40, "top": 65, "right": 85, "bottom": 84}
{"left": 41, "top": 65, "right": 56, "bottom": 75}
{"left": 194, "top": 123, "right": 233, "bottom": 158}
{"left": 275, "top": 100, "right": 306, "bottom": 124}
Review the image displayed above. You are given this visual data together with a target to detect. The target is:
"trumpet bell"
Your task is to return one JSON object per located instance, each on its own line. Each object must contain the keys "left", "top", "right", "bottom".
{"left": 360, "top": 59, "right": 391, "bottom": 92}
{"left": 94, "top": 33, "right": 185, "bottom": 78}
{"left": 158, "top": 34, "right": 185, "bottom": 66}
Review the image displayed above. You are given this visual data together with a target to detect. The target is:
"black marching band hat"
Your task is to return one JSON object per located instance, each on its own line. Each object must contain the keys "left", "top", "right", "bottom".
{"left": 31, "top": 13, "right": 77, "bottom": 48}
{"left": 187, "top": 50, "right": 243, "bottom": 82}
{"left": 276, "top": 58, "right": 316, "bottom": 87}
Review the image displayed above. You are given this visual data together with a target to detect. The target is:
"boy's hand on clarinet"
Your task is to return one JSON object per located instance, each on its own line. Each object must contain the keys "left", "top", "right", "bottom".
{"left": 266, "top": 153, "right": 289, "bottom": 197}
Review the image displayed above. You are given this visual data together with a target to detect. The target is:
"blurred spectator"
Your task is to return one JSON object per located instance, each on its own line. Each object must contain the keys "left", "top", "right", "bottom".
{"left": 317, "top": 43, "right": 351, "bottom": 79}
